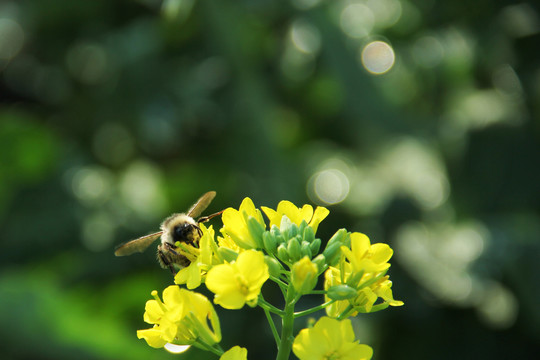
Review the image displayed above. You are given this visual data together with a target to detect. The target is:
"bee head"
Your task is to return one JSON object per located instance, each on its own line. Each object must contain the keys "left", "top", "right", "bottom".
{"left": 173, "top": 222, "right": 201, "bottom": 243}
{"left": 161, "top": 213, "right": 203, "bottom": 247}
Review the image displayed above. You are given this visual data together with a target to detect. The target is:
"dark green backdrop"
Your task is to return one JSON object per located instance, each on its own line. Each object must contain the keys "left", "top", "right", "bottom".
{"left": 1, "top": 0, "right": 539, "bottom": 359}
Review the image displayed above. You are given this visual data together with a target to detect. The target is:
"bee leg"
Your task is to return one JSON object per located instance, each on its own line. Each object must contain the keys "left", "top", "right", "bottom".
{"left": 197, "top": 210, "right": 224, "bottom": 224}
{"left": 164, "top": 242, "right": 178, "bottom": 255}
{"left": 157, "top": 245, "right": 177, "bottom": 275}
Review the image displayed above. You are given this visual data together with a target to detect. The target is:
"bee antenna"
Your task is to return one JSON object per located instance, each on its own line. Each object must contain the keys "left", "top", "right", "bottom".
{"left": 193, "top": 224, "right": 203, "bottom": 238}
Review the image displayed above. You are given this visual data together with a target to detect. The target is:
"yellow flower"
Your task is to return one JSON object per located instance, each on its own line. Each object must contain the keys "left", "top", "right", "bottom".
{"left": 371, "top": 277, "right": 404, "bottom": 308}
{"left": 293, "top": 317, "right": 373, "bottom": 360}
{"left": 262, "top": 201, "right": 329, "bottom": 233}
{"left": 324, "top": 262, "right": 403, "bottom": 317}
{"left": 175, "top": 224, "right": 217, "bottom": 289}
{"left": 137, "top": 286, "right": 221, "bottom": 348}
{"left": 220, "top": 346, "right": 248, "bottom": 360}
{"left": 337, "top": 276, "right": 403, "bottom": 313}
{"left": 136, "top": 287, "right": 183, "bottom": 348}
{"left": 324, "top": 265, "right": 352, "bottom": 318}
{"left": 221, "top": 197, "right": 266, "bottom": 249}
{"left": 141, "top": 286, "right": 184, "bottom": 326}
{"left": 341, "top": 232, "right": 393, "bottom": 274}
{"left": 291, "top": 256, "right": 319, "bottom": 294}
{"left": 206, "top": 249, "right": 269, "bottom": 309}
{"left": 175, "top": 289, "right": 222, "bottom": 345}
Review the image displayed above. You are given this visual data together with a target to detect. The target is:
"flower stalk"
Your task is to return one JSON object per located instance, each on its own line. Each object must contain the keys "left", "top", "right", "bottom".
{"left": 276, "top": 286, "right": 297, "bottom": 360}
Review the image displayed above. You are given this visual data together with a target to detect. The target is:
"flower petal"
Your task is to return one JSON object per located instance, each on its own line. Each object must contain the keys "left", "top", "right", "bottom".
{"left": 214, "top": 290, "right": 247, "bottom": 309}
{"left": 370, "top": 243, "right": 393, "bottom": 264}
{"left": 277, "top": 201, "right": 302, "bottom": 224}
{"left": 206, "top": 264, "right": 238, "bottom": 295}
{"left": 309, "top": 206, "right": 329, "bottom": 233}
{"left": 220, "top": 346, "right": 248, "bottom": 360}
{"left": 235, "top": 250, "right": 269, "bottom": 288}
{"left": 143, "top": 300, "right": 164, "bottom": 324}
{"left": 341, "top": 343, "right": 373, "bottom": 360}
{"left": 137, "top": 327, "right": 168, "bottom": 348}
{"left": 299, "top": 204, "right": 314, "bottom": 224}
{"left": 261, "top": 206, "right": 280, "bottom": 227}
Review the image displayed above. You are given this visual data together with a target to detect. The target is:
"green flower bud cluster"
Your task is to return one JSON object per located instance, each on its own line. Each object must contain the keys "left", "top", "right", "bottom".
{"left": 263, "top": 219, "right": 322, "bottom": 264}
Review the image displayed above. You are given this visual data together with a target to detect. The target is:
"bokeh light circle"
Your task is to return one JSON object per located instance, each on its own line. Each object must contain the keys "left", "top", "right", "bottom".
{"left": 308, "top": 169, "right": 350, "bottom": 205}
{"left": 361, "top": 40, "right": 395, "bottom": 74}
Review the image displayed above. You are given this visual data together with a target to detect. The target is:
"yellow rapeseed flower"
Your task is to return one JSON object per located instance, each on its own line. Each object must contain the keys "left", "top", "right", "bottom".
{"left": 221, "top": 197, "right": 266, "bottom": 249}
{"left": 206, "top": 249, "right": 269, "bottom": 309}
{"left": 137, "top": 286, "right": 221, "bottom": 348}
{"left": 324, "top": 259, "right": 403, "bottom": 317}
{"left": 261, "top": 200, "right": 329, "bottom": 233}
{"left": 292, "top": 316, "right": 373, "bottom": 360}
{"left": 341, "top": 232, "right": 393, "bottom": 274}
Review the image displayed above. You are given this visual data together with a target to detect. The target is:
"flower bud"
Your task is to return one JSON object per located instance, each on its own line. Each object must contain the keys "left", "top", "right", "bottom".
{"left": 326, "top": 284, "right": 358, "bottom": 301}
{"left": 298, "top": 220, "right": 308, "bottom": 234}
{"left": 279, "top": 215, "right": 294, "bottom": 235}
{"left": 264, "top": 256, "right": 282, "bottom": 278}
{"left": 309, "top": 238, "right": 321, "bottom": 256}
{"left": 246, "top": 216, "right": 265, "bottom": 248}
{"left": 277, "top": 243, "right": 290, "bottom": 262}
{"left": 291, "top": 257, "right": 318, "bottom": 295}
{"left": 303, "top": 225, "right": 315, "bottom": 243}
{"left": 217, "top": 247, "right": 238, "bottom": 263}
{"left": 270, "top": 224, "right": 281, "bottom": 237}
{"left": 323, "top": 229, "right": 349, "bottom": 266}
{"left": 287, "top": 237, "right": 302, "bottom": 262}
{"left": 263, "top": 232, "right": 277, "bottom": 254}
{"left": 322, "top": 241, "right": 342, "bottom": 266}
{"left": 288, "top": 222, "right": 299, "bottom": 238}
{"left": 301, "top": 241, "right": 312, "bottom": 259}
{"left": 326, "top": 228, "right": 348, "bottom": 248}
{"left": 312, "top": 254, "right": 326, "bottom": 271}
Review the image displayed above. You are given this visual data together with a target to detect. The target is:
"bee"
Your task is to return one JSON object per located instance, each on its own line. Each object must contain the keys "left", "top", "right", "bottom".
{"left": 114, "top": 191, "right": 222, "bottom": 274}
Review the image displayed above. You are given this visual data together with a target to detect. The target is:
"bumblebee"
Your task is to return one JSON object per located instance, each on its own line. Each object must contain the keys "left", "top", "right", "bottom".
{"left": 114, "top": 191, "right": 221, "bottom": 274}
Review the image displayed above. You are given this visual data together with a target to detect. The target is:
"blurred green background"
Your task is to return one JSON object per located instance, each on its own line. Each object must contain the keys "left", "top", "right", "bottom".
{"left": 1, "top": 0, "right": 539, "bottom": 359}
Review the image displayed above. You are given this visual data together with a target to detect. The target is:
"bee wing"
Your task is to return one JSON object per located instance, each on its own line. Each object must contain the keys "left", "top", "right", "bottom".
{"left": 187, "top": 191, "right": 216, "bottom": 219}
{"left": 114, "top": 231, "right": 163, "bottom": 256}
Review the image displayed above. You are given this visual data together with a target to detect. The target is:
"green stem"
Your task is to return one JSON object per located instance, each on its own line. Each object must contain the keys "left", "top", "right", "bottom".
{"left": 269, "top": 275, "right": 289, "bottom": 295}
{"left": 337, "top": 304, "right": 355, "bottom": 320}
{"left": 191, "top": 340, "right": 223, "bottom": 357}
{"left": 259, "top": 298, "right": 286, "bottom": 316}
{"left": 293, "top": 299, "right": 335, "bottom": 318}
{"left": 263, "top": 306, "right": 280, "bottom": 349}
{"left": 362, "top": 302, "right": 390, "bottom": 313}
{"left": 275, "top": 287, "right": 296, "bottom": 360}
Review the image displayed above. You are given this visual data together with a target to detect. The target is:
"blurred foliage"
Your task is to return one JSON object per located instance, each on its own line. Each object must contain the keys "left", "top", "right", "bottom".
{"left": 1, "top": 0, "right": 539, "bottom": 359}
